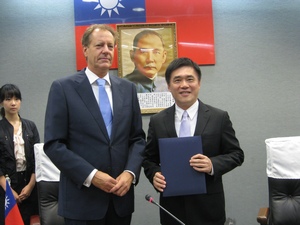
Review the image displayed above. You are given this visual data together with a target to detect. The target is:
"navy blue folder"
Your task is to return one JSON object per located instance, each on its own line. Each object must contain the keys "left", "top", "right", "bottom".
{"left": 159, "top": 136, "right": 207, "bottom": 197}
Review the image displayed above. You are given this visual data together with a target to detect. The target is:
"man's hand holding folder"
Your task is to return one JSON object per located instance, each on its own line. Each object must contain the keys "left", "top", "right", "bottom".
{"left": 190, "top": 153, "right": 213, "bottom": 174}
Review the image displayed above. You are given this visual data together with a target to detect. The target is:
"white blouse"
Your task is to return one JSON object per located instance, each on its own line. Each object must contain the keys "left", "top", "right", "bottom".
{"left": 14, "top": 122, "right": 26, "bottom": 172}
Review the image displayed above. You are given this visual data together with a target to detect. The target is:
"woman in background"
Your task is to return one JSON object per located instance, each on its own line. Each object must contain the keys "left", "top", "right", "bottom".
{"left": 0, "top": 84, "right": 39, "bottom": 225}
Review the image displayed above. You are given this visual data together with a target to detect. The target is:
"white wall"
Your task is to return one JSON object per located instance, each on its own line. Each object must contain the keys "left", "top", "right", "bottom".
{"left": 1, "top": 1, "right": 300, "bottom": 224}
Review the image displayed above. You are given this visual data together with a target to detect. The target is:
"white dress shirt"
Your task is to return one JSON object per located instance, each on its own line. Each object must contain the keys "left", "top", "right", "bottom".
{"left": 83, "top": 68, "right": 136, "bottom": 187}
{"left": 175, "top": 100, "right": 199, "bottom": 137}
{"left": 174, "top": 100, "right": 214, "bottom": 175}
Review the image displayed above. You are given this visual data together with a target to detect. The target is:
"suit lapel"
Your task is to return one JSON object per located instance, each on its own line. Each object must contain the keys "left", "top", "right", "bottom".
{"left": 163, "top": 105, "right": 177, "bottom": 137}
{"left": 162, "top": 101, "right": 210, "bottom": 137}
{"left": 109, "top": 75, "right": 124, "bottom": 139}
{"left": 194, "top": 100, "right": 210, "bottom": 136}
{"left": 74, "top": 71, "right": 109, "bottom": 140}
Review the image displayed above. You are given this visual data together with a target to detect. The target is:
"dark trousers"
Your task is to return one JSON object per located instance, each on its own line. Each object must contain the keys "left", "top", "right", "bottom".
{"left": 0, "top": 172, "right": 38, "bottom": 225}
{"left": 13, "top": 172, "right": 39, "bottom": 225}
{"left": 65, "top": 200, "right": 132, "bottom": 225}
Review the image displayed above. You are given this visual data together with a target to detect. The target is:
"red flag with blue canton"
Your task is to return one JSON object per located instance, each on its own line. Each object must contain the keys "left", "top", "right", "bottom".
{"left": 5, "top": 180, "right": 24, "bottom": 225}
{"left": 74, "top": 0, "right": 214, "bottom": 70}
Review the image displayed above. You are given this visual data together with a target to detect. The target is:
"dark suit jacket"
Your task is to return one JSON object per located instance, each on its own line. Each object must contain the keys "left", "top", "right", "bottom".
{"left": 143, "top": 100, "right": 244, "bottom": 224}
{"left": 0, "top": 117, "right": 40, "bottom": 185}
{"left": 44, "top": 69, "right": 145, "bottom": 220}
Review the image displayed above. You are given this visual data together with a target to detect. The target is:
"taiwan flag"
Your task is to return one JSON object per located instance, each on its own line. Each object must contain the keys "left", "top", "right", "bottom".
{"left": 5, "top": 180, "right": 24, "bottom": 225}
{"left": 74, "top": 0, "right": 215, "bottom": 70}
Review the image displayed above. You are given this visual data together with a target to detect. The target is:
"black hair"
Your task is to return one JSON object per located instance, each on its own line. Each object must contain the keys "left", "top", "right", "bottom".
{"left": 165, "top": 57, "right": 201, "bottom": 84}
{"left": 0, "top": 84, "right": 22, "bottom": 118}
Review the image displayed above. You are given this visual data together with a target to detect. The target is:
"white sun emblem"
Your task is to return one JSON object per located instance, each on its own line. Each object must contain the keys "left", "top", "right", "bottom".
{"left": 5, "top": 195, "right": 10, "bottom": 210}
{"left": 83, "top": 0, "right": 125, "bottom": 17}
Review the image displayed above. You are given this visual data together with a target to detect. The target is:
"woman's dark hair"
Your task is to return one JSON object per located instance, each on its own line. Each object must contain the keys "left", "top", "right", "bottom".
{"left": 165, "top": 57, "right": 201, "bottom": 84}
{"left": 0, "top": 84, "right": 22, "bottom": 118}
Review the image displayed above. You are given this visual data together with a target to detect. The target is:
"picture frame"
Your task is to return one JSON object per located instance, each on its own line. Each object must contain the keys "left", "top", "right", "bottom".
{"left": 116, "top": 22, "right": 177, "bottom": 114}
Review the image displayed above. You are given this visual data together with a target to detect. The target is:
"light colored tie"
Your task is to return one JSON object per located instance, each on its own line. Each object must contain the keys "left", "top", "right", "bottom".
{"left": 97, "top": 78, "right": 113, "bottom": 137}
{"left": 179, "top": 111, "right": 191, "bottom": 137}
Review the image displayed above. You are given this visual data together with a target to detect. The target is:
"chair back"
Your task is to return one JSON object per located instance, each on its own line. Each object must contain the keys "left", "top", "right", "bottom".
{"left": 265, "top": 136, "right": 300, "bottom": 225}
{"left": 34, "top": 143, "right": 65, "bottom": 225}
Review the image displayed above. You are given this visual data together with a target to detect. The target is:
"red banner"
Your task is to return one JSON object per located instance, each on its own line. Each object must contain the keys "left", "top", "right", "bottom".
{"left": 74, "top": 0, "right": 214, "bottom": 70}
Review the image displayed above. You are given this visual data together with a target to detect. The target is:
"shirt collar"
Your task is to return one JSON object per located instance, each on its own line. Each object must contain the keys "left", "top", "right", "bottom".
{"left": 85, "top": 67, "right": 111, "bottom": 86}
{"left": 149, "top": 73, "right": 158, "bottom": 81}
{"left": 175, "top": 100, "right": 199, "bottom": 120}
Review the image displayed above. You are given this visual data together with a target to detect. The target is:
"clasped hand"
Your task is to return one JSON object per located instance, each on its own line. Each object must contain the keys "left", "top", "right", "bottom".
{"left": 13, "top": 185, "right": 32, "bottom": 204}
{"left": 92, "top": 171, "right": 133, "bottom": 197}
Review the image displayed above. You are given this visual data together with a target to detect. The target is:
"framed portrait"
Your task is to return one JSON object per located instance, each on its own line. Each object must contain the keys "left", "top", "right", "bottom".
{"left": 117, "top": 23, "right": 177, "bottom": 114}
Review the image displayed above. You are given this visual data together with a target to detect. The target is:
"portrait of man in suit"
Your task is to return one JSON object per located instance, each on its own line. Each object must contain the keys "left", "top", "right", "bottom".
{"left": 123, "top": 30, "right": 168, "bottom": 93}
{"left": 117, "top": 23, "right": 177, "bottom": 95}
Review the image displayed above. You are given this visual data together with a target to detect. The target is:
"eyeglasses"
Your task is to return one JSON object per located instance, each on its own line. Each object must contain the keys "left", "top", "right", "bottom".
{"left": 133, "top": 47, "right": 163, "bottom": 55}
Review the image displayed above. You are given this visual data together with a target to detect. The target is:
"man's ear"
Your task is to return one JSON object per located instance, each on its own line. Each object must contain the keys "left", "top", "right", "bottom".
{"left": 82, "top": 46, "right": 89, "bottom": 61}
{"left": 167, "top": 83, "right": 171, "bottom": 92}
{"left": 162, "top": 50, "right": 167, "bottom": 63}
{"left": 83, "top": 46, "right": 87, "bottom": 57}
{"left": 130, "top": 50, "right": 134, "bottom": 62}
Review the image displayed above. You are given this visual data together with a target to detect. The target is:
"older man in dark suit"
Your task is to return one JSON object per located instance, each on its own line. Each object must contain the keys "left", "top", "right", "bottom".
{"left": 143, "top": 57, "right": 244, "bottom": 225}
{"left": 44, "top": 24, "right": 145, "bottom": 225}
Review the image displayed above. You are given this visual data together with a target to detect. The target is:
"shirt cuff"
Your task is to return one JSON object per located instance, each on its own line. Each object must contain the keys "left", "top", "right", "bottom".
{"left": 125, "top": 170, "right": 136, "bottom": 184}
{"left": 83, "top": 169, "right": 97, "bottom": 187}
{"left": 209, "top": 165, "right": 214, "bottom": 176}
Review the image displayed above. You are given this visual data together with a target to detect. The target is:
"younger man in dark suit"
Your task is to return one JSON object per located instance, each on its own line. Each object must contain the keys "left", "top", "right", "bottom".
{"left": 143, "top": 57, "right": 244, "bottom": 225}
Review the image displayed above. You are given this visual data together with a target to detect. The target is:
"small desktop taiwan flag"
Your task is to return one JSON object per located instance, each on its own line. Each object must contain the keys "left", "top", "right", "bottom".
{"left": 5, "top": 180, "right": 24, "bottom": 225}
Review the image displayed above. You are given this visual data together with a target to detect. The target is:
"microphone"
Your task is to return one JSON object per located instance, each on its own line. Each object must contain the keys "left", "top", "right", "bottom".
{"left": 145, "top": 194, "right": 185, "bottom": 225}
